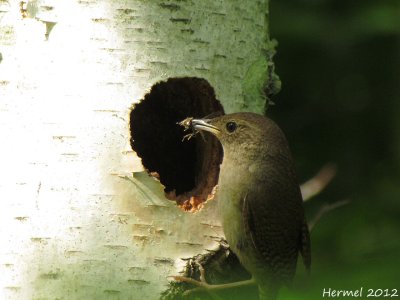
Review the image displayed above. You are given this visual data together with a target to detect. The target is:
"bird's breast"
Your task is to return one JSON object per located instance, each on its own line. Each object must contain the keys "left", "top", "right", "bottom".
{"left": 217, "top": 191, "right": 243, "bottom": 239}
{"left": 217, "top": 162, "right": 252, "bottom": 257}
{"left": 216, "top": 157, "right": 271, "bottom": 274}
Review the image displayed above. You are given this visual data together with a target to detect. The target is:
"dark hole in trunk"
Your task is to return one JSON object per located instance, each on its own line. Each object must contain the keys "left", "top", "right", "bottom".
{"left": 129, "top": 77, "right": 224, "bottom": 211}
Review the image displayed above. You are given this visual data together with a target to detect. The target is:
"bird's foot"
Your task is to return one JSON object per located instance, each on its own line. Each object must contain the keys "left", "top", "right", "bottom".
{"left": 171, "top": 262, "right": 256, "bottom": 297}
{"left": 171, "top": 262, "right": 211, "bottom": 297}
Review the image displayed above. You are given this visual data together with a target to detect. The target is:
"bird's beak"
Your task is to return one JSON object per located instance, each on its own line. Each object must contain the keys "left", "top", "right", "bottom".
{"left": 192, "top": 119, "right": 221, "bottom": 136}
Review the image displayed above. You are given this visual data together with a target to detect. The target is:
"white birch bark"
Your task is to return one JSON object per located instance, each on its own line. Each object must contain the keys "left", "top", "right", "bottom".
{"left": 0, "top": 0, "right": 272, "bottom": 299}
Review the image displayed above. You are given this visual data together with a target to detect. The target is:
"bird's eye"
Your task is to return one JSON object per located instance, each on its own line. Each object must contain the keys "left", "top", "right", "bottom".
{"left": 226, "top": 121, "right": 237, "bottom": 133}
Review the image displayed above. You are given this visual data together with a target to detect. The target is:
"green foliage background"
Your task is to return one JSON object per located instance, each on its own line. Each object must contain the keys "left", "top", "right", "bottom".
{"left": 269, "top": 0, "right": 400, "bottom": 298}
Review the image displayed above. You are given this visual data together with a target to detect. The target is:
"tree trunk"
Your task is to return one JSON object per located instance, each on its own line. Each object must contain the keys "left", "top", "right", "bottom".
{"left": 0, "top": 0, "right": 277, "bottom": 299}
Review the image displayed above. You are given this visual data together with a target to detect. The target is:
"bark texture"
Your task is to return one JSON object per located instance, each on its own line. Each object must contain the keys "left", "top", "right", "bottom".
{"left": 0, "top": 0, "right": 277, "bottom": 299}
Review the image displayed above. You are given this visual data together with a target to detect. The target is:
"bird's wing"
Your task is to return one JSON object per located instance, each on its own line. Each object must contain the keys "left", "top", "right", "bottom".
{"left": 242, "top": 172, "right": 306, "bottom": 284}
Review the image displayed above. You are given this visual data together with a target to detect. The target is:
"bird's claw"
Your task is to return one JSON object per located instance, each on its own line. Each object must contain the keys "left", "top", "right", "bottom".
{"left": 170, "top": 262, "right": 211, "bottom": 297}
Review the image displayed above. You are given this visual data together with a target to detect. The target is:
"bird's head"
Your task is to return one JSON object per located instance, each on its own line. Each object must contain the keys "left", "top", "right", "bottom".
{"left": 192, "top": 112, "right": 288, "bottom": 162}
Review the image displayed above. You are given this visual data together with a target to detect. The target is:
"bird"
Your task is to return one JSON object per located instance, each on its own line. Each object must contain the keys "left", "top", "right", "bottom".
{"left": 179, "top": 112, "right": 311, "bottom": 300}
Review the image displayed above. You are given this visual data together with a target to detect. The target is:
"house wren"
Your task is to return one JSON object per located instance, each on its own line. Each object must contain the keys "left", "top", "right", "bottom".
{"left": 191, "top": 112, "right": 311, "bottom": 300}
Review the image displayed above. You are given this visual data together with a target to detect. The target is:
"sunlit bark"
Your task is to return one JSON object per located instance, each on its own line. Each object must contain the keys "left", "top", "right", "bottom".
{"left": 0, "top": 1, "right": 275, "bottom": 298}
